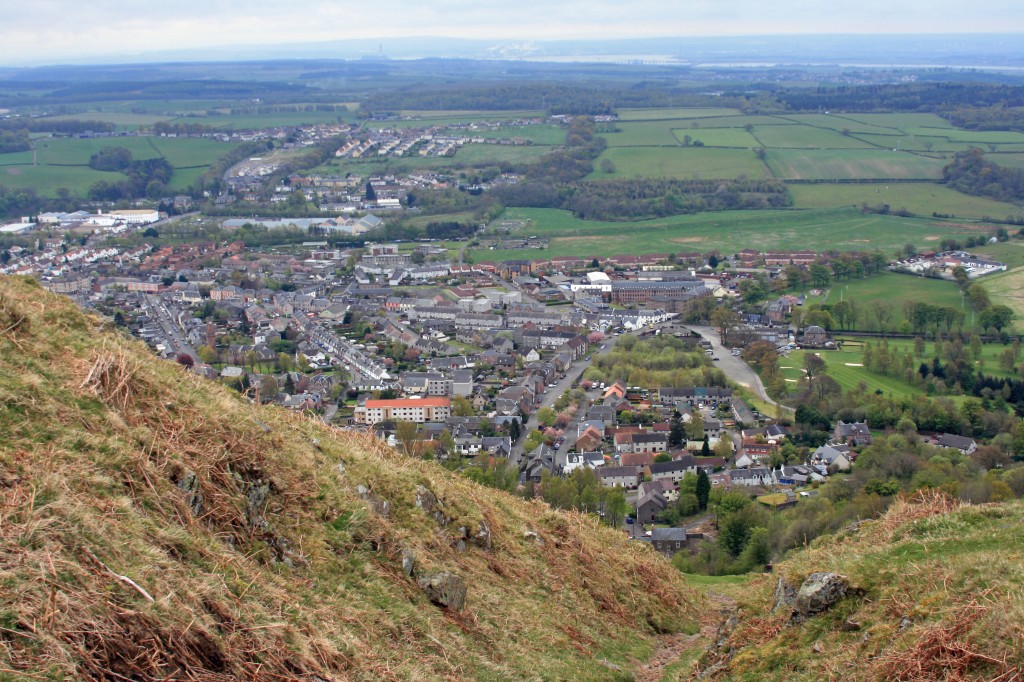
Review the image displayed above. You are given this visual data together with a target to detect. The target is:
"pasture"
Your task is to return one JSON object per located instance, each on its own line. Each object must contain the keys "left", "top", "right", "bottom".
{"left": 752, "top": 125, "right": 878, "bottom": 150}
{"left": 592, "top": 147, "right": 769, "bottom": 179}
{"left": 787, "top": 183, "right": 1021, "bottom": 219}
{"left": 0, "top": 135, "right": 241, "bottom": 196}
{"left": 472, "top": 207, "right": 984, "bottom": 262}
{"left": 765, "top": 149, "right": 946, "bottom": 180}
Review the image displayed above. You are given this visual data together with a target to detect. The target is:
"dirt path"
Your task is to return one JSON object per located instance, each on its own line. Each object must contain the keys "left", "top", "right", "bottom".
{"left": 634, "top": 591, "right": 737, "bottom": 682}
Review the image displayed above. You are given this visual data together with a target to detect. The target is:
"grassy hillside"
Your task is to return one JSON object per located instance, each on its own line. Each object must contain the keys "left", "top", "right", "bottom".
{"left": 683, "top": 493, "right": 1024, "bottom": 681}
{"left": 0, "top": 276, "right": 700, "bottom": 681}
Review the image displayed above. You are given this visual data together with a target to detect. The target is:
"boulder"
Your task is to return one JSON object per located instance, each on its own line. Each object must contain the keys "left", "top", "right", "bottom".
{"left": 417, "top": 572, "right": 466, "bottom": 610}
{"left": 772, "top": 576, "right": 798, "bottom": 614}
{"left": 401, "top": 549, "right": 416, "bottom": 577}
{"left": 794, "top": 572, "right": 848, "bottom": 618}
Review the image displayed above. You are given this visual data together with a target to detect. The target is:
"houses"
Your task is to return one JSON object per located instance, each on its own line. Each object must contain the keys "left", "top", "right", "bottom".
{"left": 649, "top": 528, "right": 703, "bottom": 558}
{"left": 934, "top": 433, "right": 978, "bottom": 455}
{"left": 598, "top": 466, "right": 641, "bottom": 489}
{"left": 811, "top": 443, "right": 853, "bottom": 471}
{"left": 648, "top": 455, "right": 697, "bottom": 486}
{"left": 835, "top": 420, "right": 872, "bottom": 447}
{"left": 635, "top": 490, "right": 668, "bottom": 524}
{"left": 730, "top": 467, "right": 773, "bottom": 487}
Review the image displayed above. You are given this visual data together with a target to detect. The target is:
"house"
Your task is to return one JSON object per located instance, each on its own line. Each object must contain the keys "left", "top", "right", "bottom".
{"left": 650, "top": 527, "right": 703, "bottom": 558}
{"left": 562, "top": 451, "right": 605, "bottom": 474}
{"left": 603, "top": 380, "right": 627, "bottom": 401}
{"left": 835, "top": 420, "right": 872, "bottom": 447}
{"left": 648, "top": 455, "right": 697, "bottom": 486}
{"left": 801, "top": 326, "right": 832, "bottom": 348}
{"left": 811, "top": 443, "right": 852, "bottom": 471}
{"left": 598, "top": 465, "right": 641, "bottom": 489}
{"left": 730, "top": 467, "right": 773, "bottom": 487}
{"left": 635, "top": 490, "right": 668, "bottom": 524}
{"left": 934, "top": 433, "right": 978, "bottom": 455}
{"left": 353, "top": 397, "right": 452, "bottom": 425}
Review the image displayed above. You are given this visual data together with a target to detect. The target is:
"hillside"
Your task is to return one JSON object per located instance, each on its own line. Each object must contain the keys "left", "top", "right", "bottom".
{"left": 0, "top": 275, "right": 700, "bottom": 681}
{"left": 684, "top": 493, "right": 1024, "bottom": 681}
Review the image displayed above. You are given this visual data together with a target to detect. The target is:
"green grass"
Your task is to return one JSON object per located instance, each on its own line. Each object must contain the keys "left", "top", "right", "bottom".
{"left": 605, "top": 121, "right": 685, "bottom": 147}
{"left": 839, "top": 112, "right": 955, "bottom": 129}
{"left": 672, "top": 128, "right": 760, "bottom": 147}
{"left": 616, "top": 107, "right": 741, "bottom": 121}
{"left": 992, "top": 153, "right": 1024, "bottom": 169}
{"left": 788, "top": 183, "right": 1021, "bottom": 219}
{"left": 824, "top": 273, "right": 967, "bottom": 329}
{"left": 473, "top": 207, "right": 987, "bottom": 262}
{"left": 780, "top": 347, "right": 923, "bottom": 398}
{"left": 766, "top": 149, "right": 946, "bottom": 180}
{"left": 0, "top": 136, "right": 241, "bottom": 197}
{"left": 593, "top": 147, "right": 769, "bottom": 179}
{"left": 776, "top": 114, "right": 898, "bottom": 135}
{"left": 753, "top": 125, "right": 879, "bottom": 150}
{"left": 451, "top": 143, "right": 553, "bottom": 165}
{"left": 461, "top": 125, "right": 566, "bottom": 145}
{"left": 178, "top": 111, "right": 348, "bottom": 130}
{"left": 43, "top": 112, "right": 178, "bottom": 129}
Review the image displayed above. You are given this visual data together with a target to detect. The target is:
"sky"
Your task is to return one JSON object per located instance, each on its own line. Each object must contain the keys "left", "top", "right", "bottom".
{"left": 2, "top": 0, "right": 1023, "bottom": 64}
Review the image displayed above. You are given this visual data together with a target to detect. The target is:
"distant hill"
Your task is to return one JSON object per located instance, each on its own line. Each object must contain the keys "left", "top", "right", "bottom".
{"left": 0, "top": 275, "right": 699, "bottom": 680}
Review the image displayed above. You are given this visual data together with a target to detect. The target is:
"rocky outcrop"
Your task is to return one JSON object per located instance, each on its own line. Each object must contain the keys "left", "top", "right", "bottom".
{"left": 794, "top": 572, "right": 849, "bottom": 618}
{"left": 417, "top": 572, "right": 467, "bottom": 610}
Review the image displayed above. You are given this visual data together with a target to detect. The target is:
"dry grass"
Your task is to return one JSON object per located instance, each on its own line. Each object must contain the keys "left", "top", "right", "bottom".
{"left": 0, "top": 275, "right": 701, "bottom": 680}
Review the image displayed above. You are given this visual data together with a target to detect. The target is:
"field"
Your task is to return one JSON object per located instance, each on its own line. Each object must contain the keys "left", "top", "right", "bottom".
{"left": 765, "top": 149, "right": 946, "bottom": 180}
{"left": 780, "top": 346, "right": 922, "bottom": 398}
{"left": 752, "top": 125, "right": 878, "bottom": 150}
{"left": 671, "top": 128, "right": 759, "bottom": 147}
{"left": 823, "top": 273, "right": 967, "bottom": 330}
{"left": 788, "top": 183, "right": 1021, "bottom": 219}
{"left": 472, "top": 207, "right": 985, "bottom": 262}
{"left": 616, "top": 108, "right": 741, "bottom": 121}
{"left": 0, "top": 136, "right": 241, "bottom": 196}
{"left": 593, "top": 147, "right": 770, "bottom": 179}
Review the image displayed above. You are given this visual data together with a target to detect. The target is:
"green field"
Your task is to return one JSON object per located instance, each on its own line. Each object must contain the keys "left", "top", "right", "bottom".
{"left": 472, "top": 207, "right": 985, "bottom": 262}
{"left": 780, "top": 347, "right": 923, "bottom": 398}
{"left": 461, "top": 125, "right": 566, "bottom": 145}
{"left": 605, "top": 122, "right": 685, "bottom": 147}
{"left": 672, "top": 128, "right": 759, "bottom": 147}
{"left": 593, "top": 147, "right": 769, "bottom": 179}
{"left": 176, "top": 111, "right": 351, "bottom": 130}
{"left": 766, "top": 149, "right": 946, "bottom": 180}
{"left": 788, "top": 183, "right": 1021, "bottom": 219}
{"left": 823, "top": 272, "right": 967, "bottom": 330}
{"left": 991, "top": 153, "right": 1024, "bottom": 169}
{"left": 616, "top": 108, "right": 740, "bottom": 121}
{"left": 44, "top": 112, "right": 178, "bottom": 129}
{"left": 0, "top": 136, "right": 241, "bottom": 196}
{"left": 753, "top": 125, "right": 879, "bottom": 150}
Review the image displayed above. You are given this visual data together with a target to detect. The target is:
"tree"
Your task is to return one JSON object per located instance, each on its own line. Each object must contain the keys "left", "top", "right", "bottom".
{"left": 668, "top": 410, "right": 686, "bottom": 447}
{"left": 710, "top": 306, "right": 741, "bottom": 341}
{"left": 395, "top": 420, "right": 420, "bottom": 456}
{"left": 537, "top": 407, "right": 557, "bottom": 428}
{"left": 803, "top": 353, "right": 826, "bottom": 382}
{"left": 979, "top": 304, "right": 1014, "bottom": 332}
{"left": 603, "top": 488, "right": 628, "bottom": 529}
{"left": 654, "top": 453, "right": 672, "bottom": 463}
{"left": 509, "top": 418, "right": 522, "bottom": 443}
{"left": 708, "top": 254, "right": 719, "bottom": 268}
{"left": 452, "top": 396, "right": 474, "bottom": 416}
{"left": 197, "top": 345, "right": 217, "bottom": 364}
{"left": 696, "top": 469, "right": 711, "bottom": 511}
{"left": 700, "top": 435, "right": 711, "bottom": 457}
{"left": 599, "top": 158, "right": 616, "bottom": 174}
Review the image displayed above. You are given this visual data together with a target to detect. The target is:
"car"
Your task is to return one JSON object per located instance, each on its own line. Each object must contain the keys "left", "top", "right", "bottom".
{"left": 713, "top": 357, "right": 720, "bottom": 361}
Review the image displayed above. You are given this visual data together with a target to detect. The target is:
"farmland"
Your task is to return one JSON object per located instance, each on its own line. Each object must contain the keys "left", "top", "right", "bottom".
{"left": 471, "top": 207, "right": 986, "bottom": 262}
{"left": 788, "top": 183, "right": 1020, "bottom": 219}
{"left": 0, "top": 136, "right": 241, "bottom": 196}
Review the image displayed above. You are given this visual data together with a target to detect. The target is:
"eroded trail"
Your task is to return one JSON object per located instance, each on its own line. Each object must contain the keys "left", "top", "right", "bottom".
{"left": 634, "top": 590, "right": 738, "bottom": 682}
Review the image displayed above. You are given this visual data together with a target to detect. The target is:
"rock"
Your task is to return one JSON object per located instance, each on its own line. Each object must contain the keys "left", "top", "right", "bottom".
{"left": 417, "top": 572, "right": 466, "bottom": 610}
{"left": 415, "top": 484, "right": 450, "bottom": 526}
{"left": 472, "top": 520, "right": 492, "bottom": 551}
{"left": 523, "top": 530, "right": 545, "bottom": 546}
{"left": 357, "top": 484, "right": 390, "bottom": 518}
{"left": 245, "top": 483, "right": 271, "bottom": 531}
{"left": 401, "top": 549, "right": 415, "bottom": 577}
{"left": 772, "top": 576, "right": 798, "bottom": 614}
{"left": 335, "top": 461, "right": 345, "bottom": 475}
{"left": 175, "top": 468, "right": 203, "bottom": 516}
{"left": 812, "top": 641, "right": 824, "bottom": 654}
{"left": 899, "top": 617, "right": 913, "bottom": 631}
{"left": 716, "top": 613, "right": 739, "bottom": 647}
{"left": 795, "top": 572, "right": 849, "bottom": 618}
{"left": 840, "top": 619, "right": 861, "bottom": 632}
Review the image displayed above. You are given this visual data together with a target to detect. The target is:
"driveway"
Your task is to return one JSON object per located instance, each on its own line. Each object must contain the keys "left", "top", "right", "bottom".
{"left": 688, "top": 325, "right": 792, "bottom": 415}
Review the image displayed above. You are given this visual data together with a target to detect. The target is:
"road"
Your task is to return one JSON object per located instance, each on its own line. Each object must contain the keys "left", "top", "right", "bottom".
{"left": 688, "top": 325, "right": 793, "bottom": 415}
{"left": 510, "top": 334, "right": 620, "bottom": 466}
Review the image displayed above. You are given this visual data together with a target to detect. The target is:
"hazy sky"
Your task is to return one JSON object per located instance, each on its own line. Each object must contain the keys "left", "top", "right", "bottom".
{"left": 3, "top": 0, "right": 1024, "bottom": 64}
